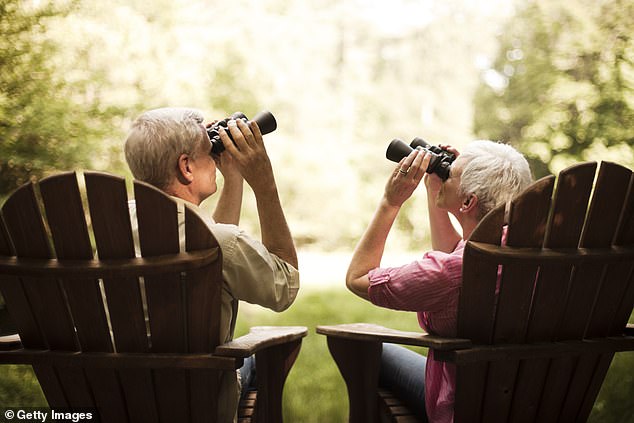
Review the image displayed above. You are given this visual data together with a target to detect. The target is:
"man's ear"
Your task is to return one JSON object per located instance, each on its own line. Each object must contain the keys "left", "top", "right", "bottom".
{"left": 176, "top": 153, "right": 194, "bottom": 185}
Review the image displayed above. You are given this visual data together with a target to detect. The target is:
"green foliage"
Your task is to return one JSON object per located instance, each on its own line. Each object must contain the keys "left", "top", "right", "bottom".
{"left": 0, "top": 365, "right": 46, "bottom": 407}
{"left": 205, "top": 51, "right": 261, "bottom": 119}
{"left": 1, "top": 0, "right": 513, "bottom": 250}
{"left": 473, "top": 0, "right": 634, "bottom": 177}
{"left": 0, "top": 0, "right": 125, "bottom": 194}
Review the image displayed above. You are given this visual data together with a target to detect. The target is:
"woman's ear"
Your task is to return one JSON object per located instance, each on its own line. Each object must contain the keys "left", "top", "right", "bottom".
{"left": 459, "top": 194, "right": 478, "bottom": 213}
{"left": 176, "top": 153, "right": 194, "bottom": 185}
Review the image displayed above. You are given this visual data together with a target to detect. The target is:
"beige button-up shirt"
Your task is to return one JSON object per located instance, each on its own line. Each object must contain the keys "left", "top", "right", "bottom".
{"left": 129, "top": 197, "right": 300, "bottom": 422}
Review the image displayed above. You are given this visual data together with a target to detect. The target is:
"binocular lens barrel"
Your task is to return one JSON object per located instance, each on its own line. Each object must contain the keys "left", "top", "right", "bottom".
{"left": 386, "top": 139, "right": 415, "bottom": 163}
{"left": 208, "top": 110, "right": 277, "bottom": 154}
{"left": 385, "top": 137, "right": 454, "bottom": 181}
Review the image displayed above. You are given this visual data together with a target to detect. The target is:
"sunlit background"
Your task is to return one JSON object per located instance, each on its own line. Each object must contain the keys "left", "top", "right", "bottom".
{"left": 1, "top": 0, "right": 633, "bottom": 421}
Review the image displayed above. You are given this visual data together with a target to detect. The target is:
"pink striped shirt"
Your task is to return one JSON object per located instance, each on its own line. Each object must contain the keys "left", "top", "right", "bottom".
{"left": 368, "top": 240, "right": 466, "bottom": 423}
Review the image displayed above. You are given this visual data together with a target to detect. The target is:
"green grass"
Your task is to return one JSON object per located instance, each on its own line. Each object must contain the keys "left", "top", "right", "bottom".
{"left": 234, "top": 287, "right": 425, "bottom": 423}
{"left": 1, "top": 288, "right": 633, "bottom": 422}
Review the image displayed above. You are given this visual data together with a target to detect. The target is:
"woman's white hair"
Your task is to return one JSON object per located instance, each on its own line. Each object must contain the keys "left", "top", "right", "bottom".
{"left": 124, "top": 107, "right": 206, "bottom": 190}
{"left": 458, "top": 140, "right": 533, "bottom": 218}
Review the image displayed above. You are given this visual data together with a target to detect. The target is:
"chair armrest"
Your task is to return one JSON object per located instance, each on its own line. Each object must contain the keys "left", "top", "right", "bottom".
{"left": 214, "top": 326, "right": 307, "bottom": 358}
{"left": 0, "top": 333, "right": 21, "bottom": 351}
{"left": 223, "top": 326, "right": 306, "bottom": 422}
{"left": 316, "top": 323, "right": 471, "bottom": 351}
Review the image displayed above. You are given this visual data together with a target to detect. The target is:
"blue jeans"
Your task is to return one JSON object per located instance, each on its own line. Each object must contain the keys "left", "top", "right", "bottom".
{"left": 379, "top": 343, "right": 429, "bottom": 422}
{"left": 239, "top": 355, "right": 257, "bottom": 401}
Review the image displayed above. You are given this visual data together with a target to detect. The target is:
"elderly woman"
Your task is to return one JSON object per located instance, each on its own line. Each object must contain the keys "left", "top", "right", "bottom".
{"left": 346, "top": 140, "right": 532, "bottom": 423}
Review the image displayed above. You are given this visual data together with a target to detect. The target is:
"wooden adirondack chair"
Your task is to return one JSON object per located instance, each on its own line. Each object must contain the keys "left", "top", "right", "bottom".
{"left": 0, "top": 171, "right": 306, "bottom": 423}
{"left": 317, "top": 161, "right": 634, "bottom": 423}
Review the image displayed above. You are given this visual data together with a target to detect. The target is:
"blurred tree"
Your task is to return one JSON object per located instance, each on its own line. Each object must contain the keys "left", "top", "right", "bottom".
{"left": 0, "top": 0, "right": 124, "bottom": 194}
{"left": 473, "top": 0, "right": 634, "bottom": 178}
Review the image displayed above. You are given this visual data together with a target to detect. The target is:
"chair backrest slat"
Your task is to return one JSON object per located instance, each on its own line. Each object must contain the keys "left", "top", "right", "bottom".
{"left": 57, "top": 366, "right": 97, "bottom": 408}
{"left": 454, "top": 204, "right": 504, "bottom": 422}
{"left": 1, "top": 180, "right": 83, "bottom": 410}
{"left": 133, "top": 181, "right": 184, "bottom": 353}
{"left": 558, "top": 162, "right": 631, "bottom": 341}
{"left": 0, "top": 214, "right": 44, "bottom": 348}
{"left": 610, "top": 176, "right": 634, "bottom": 334}
{"left": 85, "top": 172, "right": 154, "bottom": 422}
{"left": 526, "top": 162, "right": 596, "bottom": 343}
{"left": 32, "top": 364, "right": 69, "bottom": 407}
{"left": 39, "top": 172, "right": 113, "bottom": 353}
{"left": 557, "top": 163, "right": 633, "bottom": 422}
{"left": 133, "top": 180, "right": 190, "bottom": 422}
{"left": 507, "top": 163, "right": 596, "bottom": 423}
{"left": 85, "top": 367, "right": 130, "bottom": 423}
{"left": 118, "top": 370, "right": 160, "bottom": 422}
{"left": 479, "top": 176, "right": 554, "bottom": 423}
{"left": 2, "top": 182, "right": 50, "bottom": 258}
{"left": 457, "top": 205, "right": 505, "bottom": 343}
{"left": 0, "top": 214, "right": 68, "bottom": 408}
{"left": 185, "top": 207, "right": 222, "bottom": 353}
{"left": 154, "top": 370, "right": 190, "bottom": 421}
{"left": 37, "top": 172, "right": 118, "bottom": 411}
{"left": 185, "top": 208, "right": 223, "bottom": 420}
{"left": 585, "top": 169, "right": 634, "bottom": 338}
{"left": 0, "top": 212, "right": 14, "bottom": 256}
{"left": 493, "top": 175, "right": 554, "bottom": 344}
{"left": 85, "top": 172, "right": 136, "bottom": 259}
{"left": 1, "top": 182, "right": 77, "bottom": 351}
{"left": 85, "top": 172, "right": 148, "bottom": 353}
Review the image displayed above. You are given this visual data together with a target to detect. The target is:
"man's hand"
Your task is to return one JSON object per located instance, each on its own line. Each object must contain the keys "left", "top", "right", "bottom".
{"left": 219, "top": 119, "right": 274, "bottom": 194}
{"left": 218, "top": 118, "right": 297, "bottom": 269}
{"left": 206, "top": 120, "right": 244, "bottom": 225}
{"left": 213, "top": 147, "right": 243, "bottom": 182}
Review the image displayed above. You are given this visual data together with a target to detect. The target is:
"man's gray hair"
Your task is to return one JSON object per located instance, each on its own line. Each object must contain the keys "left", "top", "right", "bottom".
{"left": 124, "top": 107, "right": 207, "bottom": 190}
{"left": 459, "top": 140, "right": 533, "bottom": 218}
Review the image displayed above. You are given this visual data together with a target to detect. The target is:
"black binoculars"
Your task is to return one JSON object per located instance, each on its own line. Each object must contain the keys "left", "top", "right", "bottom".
{"left": 386, "top": 137, "right": 455, "bottom": 180}
{"left": 207, "top": 110, "right": 277, "bottom": 154}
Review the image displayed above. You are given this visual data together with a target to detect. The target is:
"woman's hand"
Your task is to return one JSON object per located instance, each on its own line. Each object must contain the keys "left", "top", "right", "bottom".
{"left": 424, "top": 144, "right": 460, "bottom": 198}
{"left": 384, "top": 149, "right": 431, "bottom": 208}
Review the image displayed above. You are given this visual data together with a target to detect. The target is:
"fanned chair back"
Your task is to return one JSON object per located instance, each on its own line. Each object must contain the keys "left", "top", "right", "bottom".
{"left": 455, "top": 161, "right": 634, "bottom": 422}
{"left": 0, "top": 171, "right": 229, "bottom": 422}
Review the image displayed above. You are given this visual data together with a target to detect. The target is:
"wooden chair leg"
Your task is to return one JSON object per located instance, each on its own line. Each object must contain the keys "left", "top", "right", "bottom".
{"left": 326, "top": 337, "right": 382, "bottom": 423}
{"left": 254, "top": 338, "right": 302, "bottom": 422}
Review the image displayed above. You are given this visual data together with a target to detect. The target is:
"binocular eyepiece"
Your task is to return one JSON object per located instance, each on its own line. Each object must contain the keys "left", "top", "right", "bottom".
{"left": 386, "top": 137, "right": 455, "bottom": 180}
{"left": 207, "top": 110, "right": 277, "bottom": 155}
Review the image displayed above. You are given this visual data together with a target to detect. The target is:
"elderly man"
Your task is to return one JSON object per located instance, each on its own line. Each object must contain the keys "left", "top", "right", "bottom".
{"left": 346, "top": 140, "right": 532, "bottom": 423}
{"left": 124, "top": 107, "right": 299, "bottom": 422}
